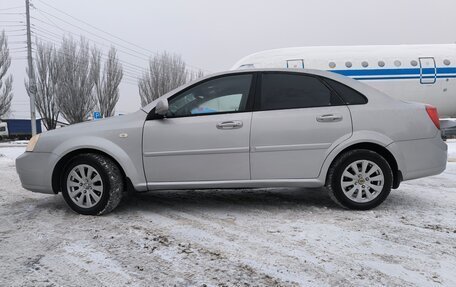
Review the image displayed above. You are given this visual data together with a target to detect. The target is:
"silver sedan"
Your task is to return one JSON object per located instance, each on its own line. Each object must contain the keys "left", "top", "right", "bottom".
{"left": 16, "top": 69, "right": 447, "bottom": 215}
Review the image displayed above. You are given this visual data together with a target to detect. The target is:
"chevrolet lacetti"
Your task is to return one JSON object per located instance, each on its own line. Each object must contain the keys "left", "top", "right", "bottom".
{"left": 16, "top": 69, "right": 447, "bottom": 215}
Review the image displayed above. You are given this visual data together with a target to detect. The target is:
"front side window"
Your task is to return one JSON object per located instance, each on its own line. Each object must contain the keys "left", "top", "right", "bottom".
{"left": 167, "top": 74, "right": 252, "bottom": 117}
{"left": 260, "top": 73, "right": 343, "bottom": 110}
{"left": 0, "top": 126, "right": 5, "bottom": 132}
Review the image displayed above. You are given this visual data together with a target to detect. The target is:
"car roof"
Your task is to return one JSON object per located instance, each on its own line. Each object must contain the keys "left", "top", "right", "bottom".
{"left": 141, "top": 68, "right": 393, "bottom": 113}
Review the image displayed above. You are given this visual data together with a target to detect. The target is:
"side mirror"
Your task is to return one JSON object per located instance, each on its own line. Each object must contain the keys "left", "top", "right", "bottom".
{"left": 155, "top": 99, "right": 169, "bottom": 116}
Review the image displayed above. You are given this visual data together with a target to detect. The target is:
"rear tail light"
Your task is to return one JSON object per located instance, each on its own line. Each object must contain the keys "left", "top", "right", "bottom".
{"left": 425, "top": 105, "right": 440, "bottom": 129}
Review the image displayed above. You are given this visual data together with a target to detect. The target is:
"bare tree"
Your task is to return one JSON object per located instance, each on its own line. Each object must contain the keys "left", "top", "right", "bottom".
{"left": 56, "top": 37, "right": 95, "bottom": 124}
{"left": 0, "top": 31, "right": 13, "bottom": 118}
{"left": 91, "top": 46, "right": 123, "bottom": 117}
{"left": 25, "top": 41, "right": 60, "bottom": 130}
{"left": 138, "top": 52, "right": 203, "bottom": 106}
{"left": 188, "top": 69, "right": 205, "bottom": 82}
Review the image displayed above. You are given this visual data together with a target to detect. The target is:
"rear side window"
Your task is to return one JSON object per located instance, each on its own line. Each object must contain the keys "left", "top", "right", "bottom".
{"left": 260, "top": 73, "right": 343, "bottom": 110}
{"left": 323, "top": 78, "right": 367, "bottom": 105}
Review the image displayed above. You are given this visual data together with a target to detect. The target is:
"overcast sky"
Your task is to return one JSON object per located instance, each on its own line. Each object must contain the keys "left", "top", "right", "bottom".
{"left": 2, "top": 0, "right": 456, "bottom": 118}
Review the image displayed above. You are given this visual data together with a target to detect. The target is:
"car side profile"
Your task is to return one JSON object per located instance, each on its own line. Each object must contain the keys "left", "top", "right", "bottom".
{"left": 16, "top": 69, "right": 447, "bottom": 215}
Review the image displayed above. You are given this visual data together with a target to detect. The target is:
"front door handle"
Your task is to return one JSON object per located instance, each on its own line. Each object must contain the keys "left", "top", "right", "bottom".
{"left": 316, "top": 114, "right": 343, "bottom": 122}
{"left": 216, "top": 120, "right": 243, "bottom": 129}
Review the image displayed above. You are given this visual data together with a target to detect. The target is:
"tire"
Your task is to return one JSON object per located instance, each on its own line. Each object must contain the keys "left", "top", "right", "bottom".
{"left": 326, "top": 149, "right": 393, "bottom": 210}
{"left": 61, "top": 153, "right": 124, "bottom": 215}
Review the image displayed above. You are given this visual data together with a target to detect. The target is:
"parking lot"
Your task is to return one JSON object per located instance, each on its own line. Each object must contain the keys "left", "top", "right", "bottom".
{"left": 0, "top": 142, "right": 455, "bottom": 286}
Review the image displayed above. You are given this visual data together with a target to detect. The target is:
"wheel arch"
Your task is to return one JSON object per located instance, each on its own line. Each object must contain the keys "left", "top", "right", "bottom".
{"left": 323, "top": 142, "right": 402, "bottom": 189}
{"left": 51, "top": 148, "right": 134, "bottom": 194}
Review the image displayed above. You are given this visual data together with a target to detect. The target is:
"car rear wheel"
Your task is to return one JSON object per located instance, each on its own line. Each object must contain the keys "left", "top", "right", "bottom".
{"left": 61, "top": 153, "right": 124, "bottom": 215}
{"left": 327, "top": 149, "right": 393, "bottom": 210}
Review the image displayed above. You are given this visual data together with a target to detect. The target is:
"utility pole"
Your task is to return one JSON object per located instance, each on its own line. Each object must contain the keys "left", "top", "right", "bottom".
{"left": 25, "top": 0, "right": 37, "bottom": 136}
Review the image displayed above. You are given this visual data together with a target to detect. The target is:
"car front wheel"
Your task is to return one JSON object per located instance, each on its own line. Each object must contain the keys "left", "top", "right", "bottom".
{"left": 327, "top": 149, "right": 393, "bottom": 210}
{"left": 61, "top": 153, "right": 124, "bottom": 215}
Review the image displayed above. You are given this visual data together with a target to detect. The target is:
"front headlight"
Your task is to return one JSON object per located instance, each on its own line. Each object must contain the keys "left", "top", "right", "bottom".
{"left": 26, "top": 134, "right": 40, "bottom": 152}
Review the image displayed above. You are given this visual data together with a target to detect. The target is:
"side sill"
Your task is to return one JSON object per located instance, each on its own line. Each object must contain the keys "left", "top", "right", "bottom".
{"left": 145, "top": 179, "right": 324, "bottom": 190}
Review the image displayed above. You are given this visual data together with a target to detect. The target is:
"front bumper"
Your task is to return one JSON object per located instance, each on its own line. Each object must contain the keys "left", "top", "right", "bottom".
{"left": 16, "top": 151, "right": 58, "bottom": 194}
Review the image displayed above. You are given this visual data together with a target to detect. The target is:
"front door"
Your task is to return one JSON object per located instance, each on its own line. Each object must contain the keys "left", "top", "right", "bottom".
{"left": 250, "top": 72, "right": 352, "bottom": 179}
{"left": 419, "top": 57, "right": 437, "bottom": 84}
{"left": 142, "top": 73, "right": 255, "bottom": 184}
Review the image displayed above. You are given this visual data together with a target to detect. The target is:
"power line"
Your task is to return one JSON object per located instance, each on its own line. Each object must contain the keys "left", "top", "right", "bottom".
{"left": 32, "top": 17, "right": 149, "bottom": 68}
{"left": 4, "top": 30, "right": 26, "bottom": 33}
{"left": 0, "top": 6, "right": 24, "bottom": 11}
{"left": 31, "top": 14, "right": 152, "bottom": 72}
{"left": 1, "top": 24, "right": 25, "bottom": 27}
{"left": 35, "top": 0, "right": 210, "bottom": 73}
{"left": 31, "top": 31, "right": 145, "bottom": 79}
{"left": 8, "top": 44, "right": 30, "bottom": 49}
{"left": 29, "top": 7, "right": 209, "bottom": 83}
{"left": 27, "top": 34, "right": 142, "bottom": 83}
{"left": 31, "top": 23, "right": 150, "bottom": 75}
{"left": 0, "top": 12, "right": 25, "bottom": 15}
{"left": 4, "top": 34, "right": 27, "bottom": 38}
{"left": 35, "top": 9, "right": 154, "bottom": 61}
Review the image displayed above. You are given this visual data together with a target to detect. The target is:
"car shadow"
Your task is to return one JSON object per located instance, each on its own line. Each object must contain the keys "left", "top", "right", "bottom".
{"left": 23, "top": 187, "right": 424, "bottom": 216}
{"left": 116, "top": 187, "right": 340, "bottom": 214}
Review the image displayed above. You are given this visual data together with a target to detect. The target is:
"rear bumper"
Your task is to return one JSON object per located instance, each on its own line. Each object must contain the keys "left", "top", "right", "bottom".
{"left": 388, "top": 134, "right": 447, "bottom": 181}
{"left": 15, "top": 151, "right": 57, "bottom": 194}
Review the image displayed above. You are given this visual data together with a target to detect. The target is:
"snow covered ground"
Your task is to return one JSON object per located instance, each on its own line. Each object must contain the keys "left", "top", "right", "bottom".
{"left": 0, "top": 142, "right": 455, "bottom": 286}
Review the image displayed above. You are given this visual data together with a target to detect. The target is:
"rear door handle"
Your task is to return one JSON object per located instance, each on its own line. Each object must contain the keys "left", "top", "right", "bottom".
{"left": 316, "top": 114, "right": 343, "bottom": 122}
{"left": 216, "top": 120, "right": 243, "bottom": 129}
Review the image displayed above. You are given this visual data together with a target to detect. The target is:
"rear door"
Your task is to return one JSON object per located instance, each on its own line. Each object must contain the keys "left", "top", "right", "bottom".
{"left": 250, "top": 72, "right": 352, "bottom": 179}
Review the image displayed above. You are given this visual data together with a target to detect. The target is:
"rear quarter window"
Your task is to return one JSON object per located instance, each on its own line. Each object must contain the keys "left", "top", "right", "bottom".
{"left": 323, "top": 78, "right": 368, "bottom": 105}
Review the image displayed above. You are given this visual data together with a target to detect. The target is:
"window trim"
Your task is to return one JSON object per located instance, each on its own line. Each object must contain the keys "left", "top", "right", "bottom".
{"left": 147, "top": 72, "right": 258, "bottom": 120}
{"left": 253, "top": 71, "right": 347, "bottom": 112}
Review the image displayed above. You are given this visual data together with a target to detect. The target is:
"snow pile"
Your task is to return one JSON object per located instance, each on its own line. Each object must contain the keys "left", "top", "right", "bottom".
{"left": 0, "top": 147, "right": 25, "bottom": 160}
